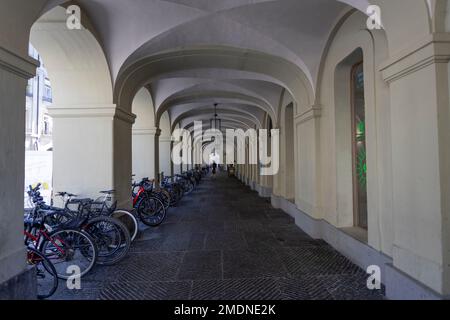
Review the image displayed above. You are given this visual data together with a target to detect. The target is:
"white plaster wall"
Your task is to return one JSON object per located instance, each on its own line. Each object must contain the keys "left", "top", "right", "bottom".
{"left": 51, "top": 115, "right": 114, "bottom": 199}
{"left": 132, "top": 88, "right": 156, "bottom": 181}
{"left": 132, "top": 133, "right": 155, "bottom": 181}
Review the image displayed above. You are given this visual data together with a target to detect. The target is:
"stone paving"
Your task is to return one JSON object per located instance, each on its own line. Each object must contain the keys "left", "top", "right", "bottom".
{"left": 50, "top": 173, "right": 384, "bottom": 300}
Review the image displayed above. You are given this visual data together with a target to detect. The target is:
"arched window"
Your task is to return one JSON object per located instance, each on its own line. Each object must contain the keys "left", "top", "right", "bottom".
{"left": 351, "top": 61, "right": 367, "bottom": 229}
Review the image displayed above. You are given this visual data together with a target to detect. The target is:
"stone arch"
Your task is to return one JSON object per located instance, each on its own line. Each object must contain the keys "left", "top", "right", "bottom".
{"left": 30, "top": 6, "right": 113, "bottom": 108}
{"left": 113, "top": 47, "right": 315, "bottom": 120}
{"left": 156, "top": 90, "right": 276, "bottom": 127}
{"left": 29, "top": 5, "right": 121, "bottom": 202}
{"left": 433, "top": 0, "right": 450, "bottom": 31}
{"left": 368, "top": 1, "right": 431, "bottom": 54}
{"left": 171, "top": 107, "right": 262, "bottom": 133}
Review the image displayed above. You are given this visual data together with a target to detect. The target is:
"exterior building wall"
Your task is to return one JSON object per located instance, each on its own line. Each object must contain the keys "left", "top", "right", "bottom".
{"left": 26, "top": 44, "right": 53, "bottom": 152}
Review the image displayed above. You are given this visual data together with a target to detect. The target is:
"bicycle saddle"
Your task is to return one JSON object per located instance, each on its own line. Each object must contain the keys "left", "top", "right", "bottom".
{"left": 56, "top": 191, "right": 77, "bottom": 197}
{"left": 68, "top": 198, "right": 93, "bottom": 205}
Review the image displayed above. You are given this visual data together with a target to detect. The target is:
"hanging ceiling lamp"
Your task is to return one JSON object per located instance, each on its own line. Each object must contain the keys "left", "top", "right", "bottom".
{"left": 210, "top": 103, "right": 221, "bottom": 132}
{"left": 209, "top": 103, "right": 222, "bottom": 156}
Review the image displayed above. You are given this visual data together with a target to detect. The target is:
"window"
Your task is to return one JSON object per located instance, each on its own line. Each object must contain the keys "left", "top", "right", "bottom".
{"left": 351, "top": 62, "right": 367, "bottom": 229}
{"left": 43, "top": 78, "right": 52, "bottom": 102}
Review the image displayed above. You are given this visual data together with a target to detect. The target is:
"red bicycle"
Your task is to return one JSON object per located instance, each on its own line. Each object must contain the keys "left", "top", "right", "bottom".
{"left": 132, "top": 178, "right": 167, "bottom": 226}
{"left": 24, "top": 209, "right": 98, "bottom": 280}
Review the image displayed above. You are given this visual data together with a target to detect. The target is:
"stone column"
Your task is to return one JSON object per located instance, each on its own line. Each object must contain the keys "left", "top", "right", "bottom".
{"left": 380, "top": 33, "right": 450, "bottom": 298}
{"left": 169, "top": 140, "right": 175, "bottom": 177}
{"left": 294, "top": 106, "right": 321, "bottom": 216}
{"left": 114, "top": 108, "right": 135, "bottom": 209}
{"left": 0, "top": 46, "right": 39, "bottom": 298}
{"left": 160, "top": 135, "right": 172, "bottom": 177}
{"left": 258, "top": 127, "right": 278, "bottom": 198}
{"left": 244, "top": 143, "right": 249, "bottom": 185}
{"left": 154, "top": 128, "right": 161, "bottom": 184}
{"left": 48, "top": 105, "right": 135, "bottom": 208}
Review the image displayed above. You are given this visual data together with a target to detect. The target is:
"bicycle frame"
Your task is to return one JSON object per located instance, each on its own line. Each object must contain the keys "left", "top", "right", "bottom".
{"left": 24, "top": 226, "right": 67, "bottom": 256}
{"left": 132, "top": 186, "right": 145, "bottom": 207}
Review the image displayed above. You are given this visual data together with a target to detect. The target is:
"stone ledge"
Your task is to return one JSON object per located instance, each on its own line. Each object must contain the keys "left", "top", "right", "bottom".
{"left": 0, "top": 46, "right": 38, "bottom": 79}
{"left": 294, "top": 105, "right": 322, "bottom": 124}
{"left": 380, "top": 33, "right": 450, "bottom": 83}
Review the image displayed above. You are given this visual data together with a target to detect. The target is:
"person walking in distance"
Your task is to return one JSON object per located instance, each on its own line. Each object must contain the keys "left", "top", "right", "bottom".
{"left": 212, "top": 161, "right": 217, "bottom": 176}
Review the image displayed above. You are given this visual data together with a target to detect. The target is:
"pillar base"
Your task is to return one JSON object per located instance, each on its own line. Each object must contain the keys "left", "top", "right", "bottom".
{"left": 0, "top": 268, "right": 36, "bottom": 300}
{"left": 385, "top": 264, "right": 446, "bottom": 300}
{"left": 256, "top": 185, "right": 272, "bottom": 198}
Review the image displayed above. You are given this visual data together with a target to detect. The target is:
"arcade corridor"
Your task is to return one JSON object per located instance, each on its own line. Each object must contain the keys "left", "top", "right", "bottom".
{"left": 50, "top": 173, "right": 383, "bottom": 300}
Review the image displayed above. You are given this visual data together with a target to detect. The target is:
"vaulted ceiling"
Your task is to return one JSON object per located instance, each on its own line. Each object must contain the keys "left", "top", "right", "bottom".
{"left": 39, "top": 0, "right": 371, "bottom": 132}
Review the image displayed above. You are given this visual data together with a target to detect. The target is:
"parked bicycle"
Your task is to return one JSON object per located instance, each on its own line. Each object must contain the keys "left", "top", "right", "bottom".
{"left": 132, "top": 178, "right": 167, "bottom": 226}
{"left": 26, "top": 184, "right": 131, "bottom": 271}
{"left": 24, "top": 192, "right": 98, "bottom": 280}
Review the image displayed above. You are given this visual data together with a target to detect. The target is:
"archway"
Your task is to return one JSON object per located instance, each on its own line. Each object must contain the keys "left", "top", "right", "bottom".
{"left": 29, "top": 6, "right": 126, "bottom": 204}
{"left": 24, "top": 44, "right": 54, "bottom": 207}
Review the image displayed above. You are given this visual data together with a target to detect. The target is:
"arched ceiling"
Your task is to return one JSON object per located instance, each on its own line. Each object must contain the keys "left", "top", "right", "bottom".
{"left": 39, "top": 0, "right": 376, "bottom": 133}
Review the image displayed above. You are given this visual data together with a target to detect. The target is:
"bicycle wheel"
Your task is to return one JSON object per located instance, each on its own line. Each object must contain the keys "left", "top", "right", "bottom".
{"left": 111, "top": 210, "right": 139, "bottom": 242}
{"left": 169, "top": 188, "right": 181, "bottom": 206}
{"left": 158, "top": 189, "right": 171, "bottom": 210}
{"left": 137, "top": 196, "right": 166, "bottom": 226}
{"left": 84, "top": 215, "right": 131, "bottom": 265}
{"left": 41, "top": 228, "right": 98, "bottom": 280}
{"left": 27, "top": 247, "right": 58, "bottom": 299}
{"left": 185, "top": 181, "right": 194, "bottom": 194}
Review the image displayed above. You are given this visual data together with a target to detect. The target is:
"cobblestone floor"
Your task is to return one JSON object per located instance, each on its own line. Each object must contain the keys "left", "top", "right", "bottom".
{"left": 50, "top": 173, "right": 384, "bottom": 300}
